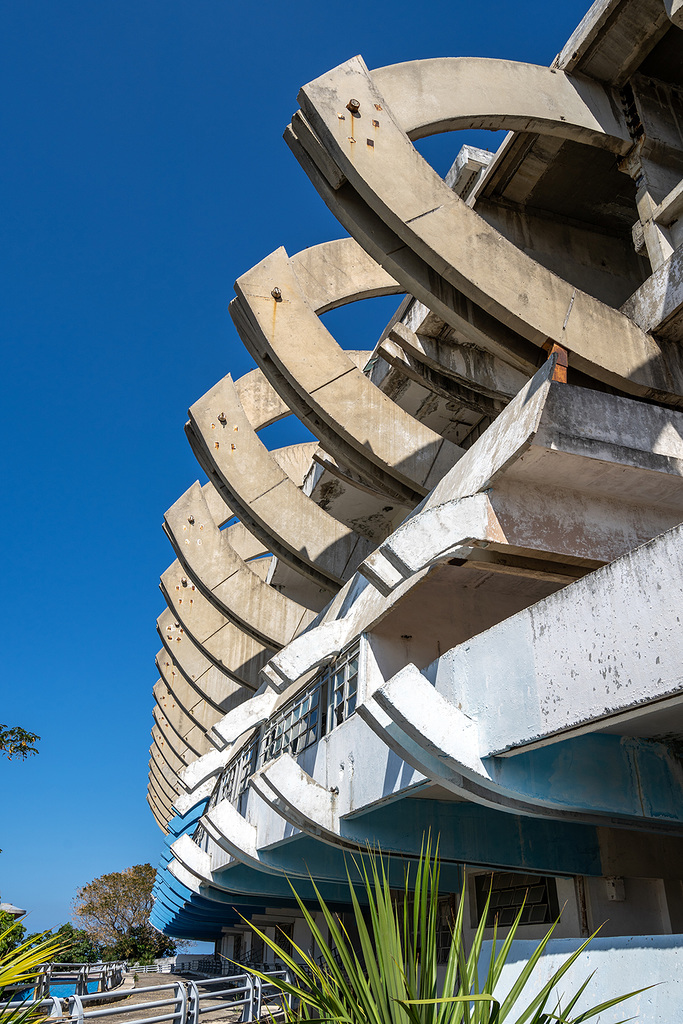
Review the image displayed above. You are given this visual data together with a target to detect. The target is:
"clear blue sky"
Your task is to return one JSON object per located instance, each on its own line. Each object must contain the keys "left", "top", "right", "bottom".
{"left": 1, "top": 0, "right": 589, "bottom": 939}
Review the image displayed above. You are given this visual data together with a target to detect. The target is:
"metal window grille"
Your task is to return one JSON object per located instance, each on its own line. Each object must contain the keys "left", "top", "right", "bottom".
{"left": 326, "top": 644, "right": 359, "bottom": 731}
{"left": 209, "top": 641, "right": 361, "bottom": 811}
{"left": 261, "top": 678, "right": 324, "bottom": 765}
{"left": 236, "top": 733, "right": 260, "bottom": 797}
{"left": 474, "top": 872, "right": 559, "bottom": 928}
{"left": 216, "top": 760, "right": 237, "bottom": 805}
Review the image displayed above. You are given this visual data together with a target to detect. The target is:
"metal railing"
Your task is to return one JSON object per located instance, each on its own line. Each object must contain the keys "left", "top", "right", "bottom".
{"left": 2, "top": 962, "right": 292, "bottom": 1023}
{"left": 33, "top": 961, "right": 126, "bottom": 998}
{"left": 130, "top": 964, "right": 175, "bottom": 975}
{"left": 61, "top": 970, "right": 291, "bottom": 1024}
{"left": 187, "top": 970, "right": 291, "bottom": 1024}
{"left": 69, "top": 982, "right": 186, "bottom": 1024}
{"left": 0, "top": 995, "right": 63, "bottom": 1019}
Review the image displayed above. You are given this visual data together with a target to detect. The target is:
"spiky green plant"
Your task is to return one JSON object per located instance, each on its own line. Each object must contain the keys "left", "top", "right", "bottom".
{"left": 0, "top": 923, "right": 65, "bottom": 1024}
{"left": 236, "top": 840, "right": 647, "bottom": 1024}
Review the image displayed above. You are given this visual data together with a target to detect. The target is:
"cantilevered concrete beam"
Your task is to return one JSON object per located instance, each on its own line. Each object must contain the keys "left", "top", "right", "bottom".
{"left": 164, "top": 482, "right": 316, "bottom": 650}
{"left": 363, "top": 663, "right": 683, "bottom": 833}
{"left": 160, "top": 561, "right": 271, "bottom": 692}
{"left": 154, "top": 679, "right": 219, "bottom": 756}
{"left": 418, "top": 522, "right": 683, "bottom": 756}
{"left": 157, "top": 610, "right": 254, "bottom": 703}
{"left": 187, "top": 376, "right": 373, "bottom": 589}
{"left": 362, "top": 356, "right": 683, "bottom": 589}
{"left": 232, "top": 240, "right": 462, "bottom": 501}
{"left": 292, "top": 56, "right": 683, "bottom": 403}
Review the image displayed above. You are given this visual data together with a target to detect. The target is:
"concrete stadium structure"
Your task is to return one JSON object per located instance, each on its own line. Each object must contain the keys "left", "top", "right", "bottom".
{"left": 148, "top": 0, "right": 683, "bottom": 1017}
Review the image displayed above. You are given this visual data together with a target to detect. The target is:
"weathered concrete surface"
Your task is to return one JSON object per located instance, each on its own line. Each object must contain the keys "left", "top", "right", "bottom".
{"left": 152, "top": 705, "right": 194, "bottom": 767}
{"left": 156, "top": 647, "right": 234, "bottom": 728}
{"left": 156, "top": 649, "right": 245, "bottom": 716}
{"left": 165, "top": 483, "right": 315, "bottom": 650}
{"left": 424, "top": 520, "right": 683, "bottom": 754}
{"left": 371, "top": 57, "right": 631, "bottom": 147}
{"left": 622, "top": 243, "right": 683, "bottom": 342}
{"left": 154, "top": 679, "right": 218, "bottom": 757}
{"left": 232, "top": 242, "right": 462, "bottom": 499}
{"left": 160, "top": 561, "right": 271, "bottom": 691}
{"left": 187, "top": 376, "right": 372, "bottom": 587}
{"left": 295, "top": 56, "right": 683, "bottom": 403}
{"left": 553, "top": 0, "right": 671, "bottom": 84}
{"left": 151, "top": 725, "right": 187, "bottom": 780}
{"left": 367, "top": 663, "right": 683, "bottom": 829}
{"left": 157, "top": 609, "right": 256, "bottom": 706}
{"left": 362, "top": 367, "right": 683, "bottom": 591}
{"left": 388, "top": 319, "right": 526, "bottom": 401}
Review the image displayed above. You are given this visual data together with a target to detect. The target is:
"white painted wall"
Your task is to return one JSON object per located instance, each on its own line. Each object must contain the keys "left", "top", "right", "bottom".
{"left": 478, "top": 935, "right": 683, "bottom": 1024}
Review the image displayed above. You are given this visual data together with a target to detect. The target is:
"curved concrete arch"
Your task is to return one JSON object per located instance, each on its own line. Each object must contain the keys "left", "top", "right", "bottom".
{"left": 170, "top": 835, "right": 238, "bottom": 895}
{"left": 150, "top": 729, "right": 188, "bottom": 782}
{"left": 148, "top": 790, "right": 173, "bottom": 831}
{"left": 361, "top": 666, "right": 683, "bottom": 834}
{"left": 152, "top": 703, "right": 202, "bottom": 765}
{"left": 147, "top": 793, "right": 170, "bottom": 833}
{"left": 232, "top": 241, "right": 462, "bottom": 500}
{"left": 234, "top": 367, "right": 291, "bottom": 431}
{"left": 156, "top": 614, "right": 253, "bottom": 712}
{"left": 187, "top": 376, "right": 372, "bottom": 588}
{"left": 234, "top": 355, "right": 371, "bottom": 430}
{"left": 164, "top": 482, "right": 316, "bottom": 650}
{"left": 149, "top": 754, "right": 182, "bottom": 802}
{"left": 150, "top": 739, "right": 185, "bottom": 793}
{"left": 155, "top": 649, "right": 243, "bottom": 717}
{"left": 202, "top": 482, "right": 269, "bottom": 559}
{"left": 156, "top": 657, "right": 226, "bottom": 741}
{"left": 160, "top": 561, "right": 270, "bottom": 692}
{"left": 151, "top": 724, "right": 188, "bottom": 781}
{"left": 150, "top": 764, "right": 179, "bottom": 806}
{"left": 200, "top": 798, "right": 288, "bottom": 876}
{"left": 149, "top": 773, "right": 176, "bottom": 819}
{"left": 371, "top": 57, "right": 631, "bottom": 148}
{"left": 296, "top": 56, "right": 683, "bottom": 404}
{"left": 154, "top": 678, "right": 220, "bottom": 756}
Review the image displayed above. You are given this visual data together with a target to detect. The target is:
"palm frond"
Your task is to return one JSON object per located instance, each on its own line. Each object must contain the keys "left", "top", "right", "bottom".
{"left": 227, "top": 844, "right": 646, "bottom": 1024}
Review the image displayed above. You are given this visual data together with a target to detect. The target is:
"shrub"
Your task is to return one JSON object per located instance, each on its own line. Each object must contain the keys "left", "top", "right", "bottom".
{"left": 238, "top": 840, "right": 646, "bottom": 1024}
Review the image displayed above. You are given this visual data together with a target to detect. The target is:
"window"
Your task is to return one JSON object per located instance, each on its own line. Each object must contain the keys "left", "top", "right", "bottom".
{"left": 474, "top": 872, "right": 559, "bottom": 928}
{"left": 235, "top": 733, "right": 259, "bottom": 797}
{"left": 326, "top": 644, "right": 359, "bottom": 730}
{"left": 209, "top": 640, "right": 362, "bottom": 809}
{"left": 192, "top": 822, "right": 208, "bottom": 850}
{"left": 261, "top": 678, "right": 324, "bottom": 764}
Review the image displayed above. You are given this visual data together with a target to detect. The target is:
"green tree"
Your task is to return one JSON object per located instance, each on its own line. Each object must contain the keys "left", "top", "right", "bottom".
{"left": 54, "top": 923, "right": 101, "bottom": 964}
{"left": 102, "top": 925, "right": 177, "bottom": 966}
{"left": 73, "top": 864, "right": 156, "bottom": 944}
{"left": 72, "top": 864, "right": 176, "bottom": 964}
{"left": 0, "top": 913, "right": 26, "bottom": 957}
{"left": 0, "top": 726, "right": 39, "bottom": 760}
